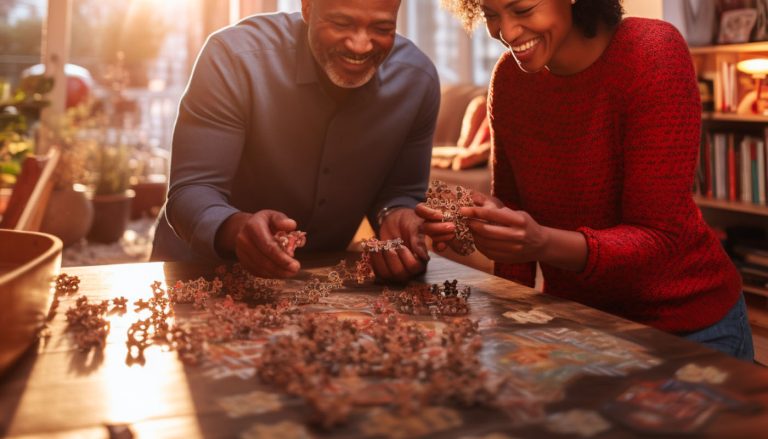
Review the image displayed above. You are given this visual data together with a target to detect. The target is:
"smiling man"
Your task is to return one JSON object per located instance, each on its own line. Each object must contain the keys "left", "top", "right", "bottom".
{"left": 151, "top": 0, "right": 440, "bottom": 282}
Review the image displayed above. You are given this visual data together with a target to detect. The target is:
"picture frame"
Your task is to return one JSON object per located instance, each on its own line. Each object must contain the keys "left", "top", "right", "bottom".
{"left": 718, "top": 8, "right": 758, "bottom": 43}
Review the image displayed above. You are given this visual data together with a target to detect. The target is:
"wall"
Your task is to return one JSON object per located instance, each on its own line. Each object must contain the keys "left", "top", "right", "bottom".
{"left": 623, "top": 0, "right": 664, "bottom": 19}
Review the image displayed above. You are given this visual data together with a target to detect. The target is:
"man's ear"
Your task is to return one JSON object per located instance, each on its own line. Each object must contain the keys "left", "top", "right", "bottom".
{"left": 301, "top": 0, "right": 311, "bottom": 23}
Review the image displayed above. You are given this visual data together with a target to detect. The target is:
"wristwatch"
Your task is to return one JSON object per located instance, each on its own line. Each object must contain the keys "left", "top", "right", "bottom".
{"left": 376, "top": 205, "right": 408, "bottom": 227}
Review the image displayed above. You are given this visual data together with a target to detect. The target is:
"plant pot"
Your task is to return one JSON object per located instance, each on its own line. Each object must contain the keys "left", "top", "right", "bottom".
{"left": 87, "top": 189, "right": 135, "bottom": 244}
{"left": 40, "top": 185, "right": 94, "bottom": 247}
{"left": 130, "top": 178, "right": 167, "bottom": 219}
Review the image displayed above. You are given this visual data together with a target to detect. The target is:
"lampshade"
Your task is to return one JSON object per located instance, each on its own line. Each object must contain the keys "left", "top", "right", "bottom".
{"left": 736, "top": 58, "right": 768, "bottom": 77}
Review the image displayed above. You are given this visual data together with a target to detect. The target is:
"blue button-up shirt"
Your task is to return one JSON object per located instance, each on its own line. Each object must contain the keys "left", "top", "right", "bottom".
{"left": 152, "top": 12, "right": 440, "bottom": 263}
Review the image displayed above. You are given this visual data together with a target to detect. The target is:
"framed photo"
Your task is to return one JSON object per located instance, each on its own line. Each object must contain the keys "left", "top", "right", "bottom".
{"left": 718, "top": 8, "right": 758, "bottom": 43}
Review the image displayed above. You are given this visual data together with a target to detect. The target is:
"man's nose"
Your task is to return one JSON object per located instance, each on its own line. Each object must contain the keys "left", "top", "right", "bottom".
{"left": 345, "top": 29, "right": 374, "bottom": 54}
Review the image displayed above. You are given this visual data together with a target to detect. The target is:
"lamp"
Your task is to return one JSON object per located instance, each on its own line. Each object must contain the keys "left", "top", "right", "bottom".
{"left": 736, "top": 58, "right": 768, "bottom": 114}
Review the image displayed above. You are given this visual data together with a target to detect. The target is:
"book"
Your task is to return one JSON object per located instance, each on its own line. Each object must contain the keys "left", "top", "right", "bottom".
{"left": 758, "top": 138, "right": 766, "bottom": 205}
{"left": 703, "top": 131, "right": 713, "bottom": 198}
{"left": 714, "top": 132, "right": 727, "bottom": 199}
{"left": 728, "top": 133, "right": 737, "bottom": 201}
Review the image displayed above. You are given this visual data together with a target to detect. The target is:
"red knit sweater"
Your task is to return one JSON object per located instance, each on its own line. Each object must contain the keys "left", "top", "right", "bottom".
{"left": 489, "top": 17, "right": 741, "bottom": 333}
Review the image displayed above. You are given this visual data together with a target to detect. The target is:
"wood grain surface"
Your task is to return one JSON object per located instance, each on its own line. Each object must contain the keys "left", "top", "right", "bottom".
{"left": 1, "top": 253, "right": 767, "bottom": 438}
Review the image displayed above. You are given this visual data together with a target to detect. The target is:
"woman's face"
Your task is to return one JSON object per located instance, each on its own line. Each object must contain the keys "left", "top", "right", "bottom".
{"left": 480, "top": 0, "right": 577, "bottom": 73}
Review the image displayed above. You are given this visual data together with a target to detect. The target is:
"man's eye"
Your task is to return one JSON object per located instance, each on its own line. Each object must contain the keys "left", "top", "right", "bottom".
{"left": 333, "top": 21, "right": 351, "bottom": 28}
{"left": 374, "top": 26, "right": 395, "bottom": 34}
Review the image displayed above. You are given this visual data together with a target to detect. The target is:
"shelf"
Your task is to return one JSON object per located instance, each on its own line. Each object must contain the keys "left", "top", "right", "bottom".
{"left": 752, "top": 326, "right": 768, "bottom": 366}
{"left": 690, "top": 41, "right": 768, "bottom": 54}
{"left": 694, "top": 195, "right": 768, "bottom": 216}
{"left": 745, "top": 284, "right": 768, "bottom": 299}
{"left": 702, "top": 112, "right": 768, "bottom": 123}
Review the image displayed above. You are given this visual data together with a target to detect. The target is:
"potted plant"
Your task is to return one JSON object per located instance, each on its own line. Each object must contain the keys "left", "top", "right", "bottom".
{"left": 38, "top": 106, "right": 95, "bottom": 246}
{"left": 0, "top": 74, "right": 51, "bottom": 220}
{"left": 86, "top": 139, "right": 135, "bottom": 243}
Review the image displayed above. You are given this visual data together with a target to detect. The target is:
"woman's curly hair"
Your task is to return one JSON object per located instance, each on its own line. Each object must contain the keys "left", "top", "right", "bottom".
{"left": 441, "top": 0, "right": 624, "bottom": 38}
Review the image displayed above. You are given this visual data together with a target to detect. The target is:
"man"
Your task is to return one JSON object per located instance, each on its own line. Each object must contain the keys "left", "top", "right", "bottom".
{"left": 151, "top": 0, "right": 440, "bottom": 282}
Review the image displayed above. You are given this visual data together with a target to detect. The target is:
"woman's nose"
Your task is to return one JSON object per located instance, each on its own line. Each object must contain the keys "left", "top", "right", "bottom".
{"left": 499, "top": 21, "right": 523, "bottom": 48}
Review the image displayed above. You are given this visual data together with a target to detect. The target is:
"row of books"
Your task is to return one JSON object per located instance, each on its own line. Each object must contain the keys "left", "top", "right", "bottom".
{"left": 733, "top": 245, "right": 768, "bottom": 296}
{"left": 714, "top": 61, "right": 739, "bottom": 114}
{"left": 696, "top": 130, "right": 768, "bottom": 205}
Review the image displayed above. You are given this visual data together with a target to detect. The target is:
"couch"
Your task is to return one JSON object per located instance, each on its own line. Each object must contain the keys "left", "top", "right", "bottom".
{"left": 428, "top": 84, "right": 493, "bottom": 272}
{"left": 429, "top": 84, "right": 492, "bottom": 194}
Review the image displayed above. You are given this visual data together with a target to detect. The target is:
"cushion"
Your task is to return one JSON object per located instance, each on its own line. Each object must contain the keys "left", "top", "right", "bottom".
{"left": 432, "top": 87, "right": 491, "bottom": 170}
{"left": 434, "top": 84, "right": 487, "bottom": 146}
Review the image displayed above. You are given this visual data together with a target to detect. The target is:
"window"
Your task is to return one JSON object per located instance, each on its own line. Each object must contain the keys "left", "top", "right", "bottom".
{"left": 398, "top": 0, "right": 503, "bottom": 86}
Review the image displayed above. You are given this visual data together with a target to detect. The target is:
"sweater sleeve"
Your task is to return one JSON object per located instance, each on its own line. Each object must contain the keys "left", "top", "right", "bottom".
{"left": 489, "top": 95, "right": 537, "bottom": 288}
{"left": 573, "top": 24, "right": 702, "bottom": 292}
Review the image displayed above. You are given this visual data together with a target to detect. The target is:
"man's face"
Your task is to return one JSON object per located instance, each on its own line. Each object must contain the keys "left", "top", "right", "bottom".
{"left": 303, "top": 0, "right": 399, "bottom": 89}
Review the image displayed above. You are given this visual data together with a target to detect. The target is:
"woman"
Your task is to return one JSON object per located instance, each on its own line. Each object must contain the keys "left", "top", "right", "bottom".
{"left": 418, "top": 0, "right": 754, "bottom": 361}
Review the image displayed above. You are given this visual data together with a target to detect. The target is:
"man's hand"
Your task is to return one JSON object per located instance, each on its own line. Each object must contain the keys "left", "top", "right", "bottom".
{"left": 215, "top": 210, "right": 301, "bottom": 278}
{"left": 369, "top": 208, "right": 429, "bottom": 283}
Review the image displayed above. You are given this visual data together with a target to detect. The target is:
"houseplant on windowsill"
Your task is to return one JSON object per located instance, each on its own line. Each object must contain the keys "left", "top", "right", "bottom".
{"left": 87, "top": 139, "right": 135, "bottom": 244}
{"left": 0, "top": 74, "right": 52, "bottom": 216}
{"left": 38, "top": 106, "right": 96, "bottom": 246}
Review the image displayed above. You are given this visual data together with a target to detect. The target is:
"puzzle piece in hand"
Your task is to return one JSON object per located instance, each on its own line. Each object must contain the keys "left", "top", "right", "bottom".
{"left": 274, "top": 230, "right": 307, "bottom": 257}
{"left": 425, "top": 179, "right": 475, "bottom": 255}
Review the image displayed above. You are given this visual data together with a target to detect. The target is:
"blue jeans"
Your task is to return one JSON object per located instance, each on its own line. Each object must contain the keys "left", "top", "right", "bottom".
{"left": 682, "top": 294, "right": 755, "bottom": 362}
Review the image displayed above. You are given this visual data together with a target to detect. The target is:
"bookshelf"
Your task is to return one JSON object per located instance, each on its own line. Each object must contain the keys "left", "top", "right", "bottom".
{"left": 694, "top": 195, "right": 768, "bottom": 215}
{"left": 690, "top": 41, "right": 768, "bottom": 365}
{"left": 702, "top": 112, "right": 768, "bottom": 123}
{"left": 690, "top": 41, "right": 768, "bottom": 55}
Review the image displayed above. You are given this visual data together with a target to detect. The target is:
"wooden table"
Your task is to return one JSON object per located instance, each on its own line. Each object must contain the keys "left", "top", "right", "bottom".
{"left": 2, "top": 254, "right": 768, "bottom": 438}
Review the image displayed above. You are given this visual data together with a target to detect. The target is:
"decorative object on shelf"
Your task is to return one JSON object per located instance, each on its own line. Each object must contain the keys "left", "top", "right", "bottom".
{"left": 718, "top": 8, "right": 758, "bottom": 44}
{"left": 755, "top": 0, "right": 768, "bottom": 41}
{"left": 736, "top": 57, "right": 768, "bottom": 114}
{"left": 698, "top": 77, "right": 716, "bottom": 112}
{"left": 684, "top": 0, "right": 718, "bottom": 46}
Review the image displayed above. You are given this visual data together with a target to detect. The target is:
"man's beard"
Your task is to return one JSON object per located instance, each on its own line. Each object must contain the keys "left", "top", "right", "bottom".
{"left": 309, "top": 38, "right": 381, "bottom": 88}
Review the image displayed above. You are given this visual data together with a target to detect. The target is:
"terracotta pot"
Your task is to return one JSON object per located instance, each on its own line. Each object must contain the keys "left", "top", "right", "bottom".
{"left": 40, "top": 186, "right": 94, "bottom": 247}
{"left": 130, "top": 180, "right": 167, "bottom": 219}
{"left": 87, "top": 189, "right": 135, "bottom": 244}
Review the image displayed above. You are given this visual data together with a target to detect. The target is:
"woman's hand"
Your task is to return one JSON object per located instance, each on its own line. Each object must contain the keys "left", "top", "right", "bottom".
{"left": 415, "top": 201, "right": 477, "bottom": 254}
{"left": 460, "top": 192, "right": 587, "bottom": 271}
{"left": 460, "top": 192, "right": 548, "bottom": 264}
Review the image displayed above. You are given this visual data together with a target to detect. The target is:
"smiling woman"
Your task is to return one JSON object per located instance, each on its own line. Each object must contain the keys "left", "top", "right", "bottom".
{"left": 417, "top": 0, "right": 756, "bottom": 362}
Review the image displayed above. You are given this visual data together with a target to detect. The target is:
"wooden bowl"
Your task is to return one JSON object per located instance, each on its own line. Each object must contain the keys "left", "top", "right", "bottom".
{"left": 0, "top": 230, "right": 62, "bottom": 375}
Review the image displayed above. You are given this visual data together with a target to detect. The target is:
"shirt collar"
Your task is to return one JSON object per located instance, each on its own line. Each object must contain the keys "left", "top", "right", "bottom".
{"left": 295, "top": 22, "right": 318, "bottom": 85}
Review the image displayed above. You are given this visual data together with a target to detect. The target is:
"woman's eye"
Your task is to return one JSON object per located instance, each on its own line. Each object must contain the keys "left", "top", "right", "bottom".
{"left": 514, "top": 6, "right": 534, "bottom": 15}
